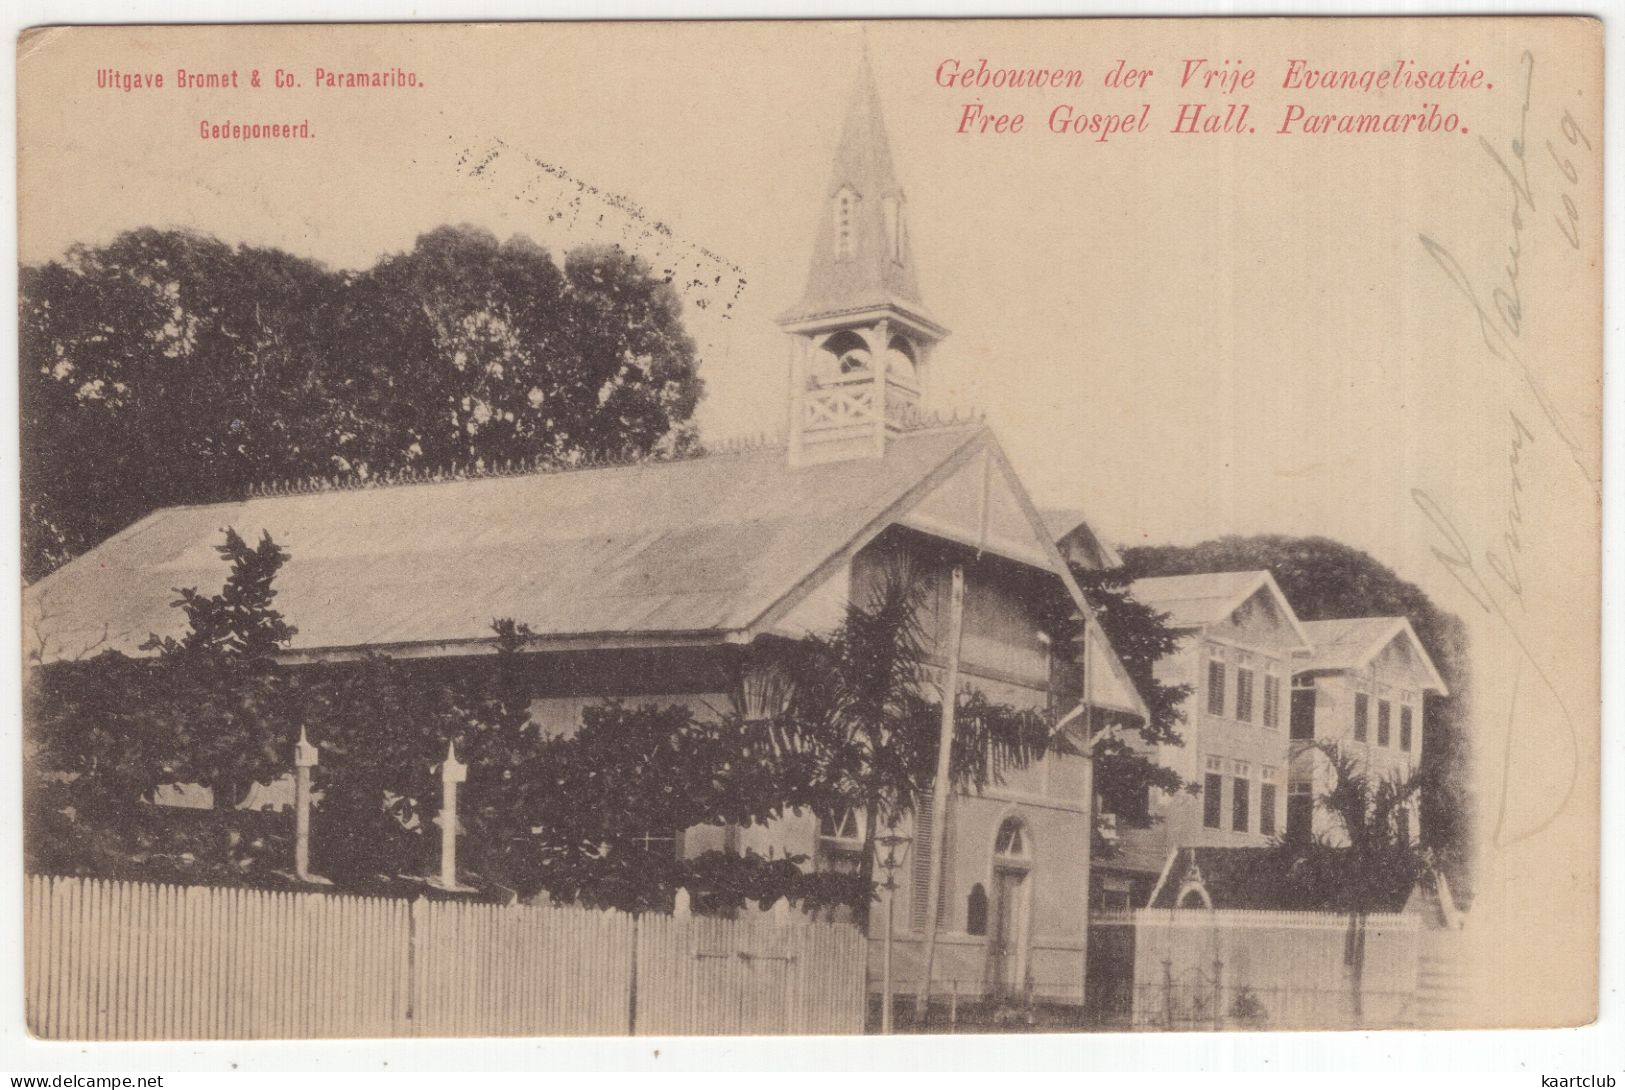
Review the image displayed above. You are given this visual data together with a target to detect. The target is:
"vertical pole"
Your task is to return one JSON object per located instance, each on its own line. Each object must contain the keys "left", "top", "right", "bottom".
{"left": 787, "top": 338, "right": 806, "bottom": 465}
{"left": 881, "top": 879, "right": 894, "bottom": 1034}
{"left": 1079, "top": 625, "right": 1097, "bottom": 1019}
{"left": 293, "top": 727, "right": 324, "bottom": 884}
{"left": 915, "top": 564, "right": 965, "bottom": 1020}
{"left": 436, "top": 740, "right": 467, "bottom": 890}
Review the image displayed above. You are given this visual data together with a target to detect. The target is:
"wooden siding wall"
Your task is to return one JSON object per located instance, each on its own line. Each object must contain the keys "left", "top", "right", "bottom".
{"left": 24, "top": 876, "right": 865, "bottom": 1040}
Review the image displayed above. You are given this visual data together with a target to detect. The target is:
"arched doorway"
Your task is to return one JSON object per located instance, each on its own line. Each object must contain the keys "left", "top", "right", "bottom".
{"left": 988, "top": 816, "right": 1033, "bottom": 996}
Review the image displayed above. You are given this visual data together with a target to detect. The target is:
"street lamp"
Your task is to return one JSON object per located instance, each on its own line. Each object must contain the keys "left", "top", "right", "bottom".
{"left": 874, "top": 825, "right": 912, "bottom": 1034}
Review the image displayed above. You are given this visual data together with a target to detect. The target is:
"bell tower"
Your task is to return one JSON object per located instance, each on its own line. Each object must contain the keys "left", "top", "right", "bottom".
{"left": 779, "top": 52, "right": 949, "bottom": 466}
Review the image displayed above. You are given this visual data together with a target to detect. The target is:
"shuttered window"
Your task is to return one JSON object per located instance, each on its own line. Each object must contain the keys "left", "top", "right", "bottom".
{"left": 1235, "top": 668, "right": 1254, "bottom": 723}
{"left": 911, "top": 791, "right": 950, "bottom": 931}
{"left": 1262, "top": 674, "right": 1280, "bottom": 728}
{"left": 1206, "top": 661, "right": 1226, "bottom": 717}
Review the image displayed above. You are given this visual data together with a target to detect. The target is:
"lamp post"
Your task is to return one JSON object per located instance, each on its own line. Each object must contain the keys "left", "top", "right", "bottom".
{"left": 873, "top": 825, "right": 912, "bottom": 1034}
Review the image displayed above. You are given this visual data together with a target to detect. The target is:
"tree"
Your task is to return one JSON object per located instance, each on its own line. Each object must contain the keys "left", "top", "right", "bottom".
{"left": 1121, "top": 535, "right": 1472, "bottom": 897}
{"left": 27, "top": 528, "right": 300, "bottom": 817}
{"left": 1067, "top": 566, "right": 1196, "bottom": 840}
{"left": 20, "top": 225, "right": 706, "bottom": 582}
{"left": 20, "top": 230, "right": 340, "bottom": 581}
{"left": 763, "top": 550, "right": 1056, "bottom": 929}
{"left": 326, "top": 227, "right": 703, "bottom": 477}
{"left": 1286, "top": 745, "right": 1429, "bottom": 1026}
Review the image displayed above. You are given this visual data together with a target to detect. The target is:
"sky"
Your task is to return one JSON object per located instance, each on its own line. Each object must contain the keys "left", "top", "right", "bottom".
{"left": 16, "top": 23, "right": 1606, "bottom": 1010}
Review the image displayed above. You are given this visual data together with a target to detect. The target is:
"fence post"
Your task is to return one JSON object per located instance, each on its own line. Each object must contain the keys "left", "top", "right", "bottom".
{"left": 627, "top": 914, "right": 639, "bottom": 1037}
{"left": 406, "top": 895, "right": 423, "bottom": 1034}
{"left": 293, "top": 727, "right": 330, "bottom": 885}
{"left": 430, "top": 741, "right": 469, "bottom": 891}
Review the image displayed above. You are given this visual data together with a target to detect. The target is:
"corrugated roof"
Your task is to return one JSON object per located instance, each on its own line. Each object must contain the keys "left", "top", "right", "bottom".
{"left": 26, "top": 426, "right": 986, "bottom": 663}
{"left": 1298, "top": 617, "right": 1448, "bottom": 693}
{"left": 1040, "top": 507, "right": 1123, "bottom": 570}
{"left": 1127, "top": 571, "right": 1275, "bottom": 629}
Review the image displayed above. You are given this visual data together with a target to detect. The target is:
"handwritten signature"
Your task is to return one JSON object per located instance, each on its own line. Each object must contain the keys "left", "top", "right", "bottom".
{"left": 1413, "top": 49, "right": 1594, "bottom": 850}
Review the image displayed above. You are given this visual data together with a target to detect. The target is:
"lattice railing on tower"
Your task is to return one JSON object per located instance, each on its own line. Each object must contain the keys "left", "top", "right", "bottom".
{"left": 803, "top": 383, "right": 879, "bottom": 431}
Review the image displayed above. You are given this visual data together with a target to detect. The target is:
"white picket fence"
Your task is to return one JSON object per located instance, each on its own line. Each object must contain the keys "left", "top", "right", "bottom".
{"left": 24, "top": 875, "right": 866, "bottom": 1040}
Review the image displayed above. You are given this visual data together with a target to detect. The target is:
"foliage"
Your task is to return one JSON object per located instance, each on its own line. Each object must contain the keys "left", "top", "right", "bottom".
{"left": 763, "top": 548, "right": 1057, "bottom": 926}
{"left": 1067, "top": 566, "right": 1195, "bottom": 834}
{"left": 27, "top": 528, "right": 300, "bottom": 815}
{"left": 20, "top": 225, "right": 704, "bottom": 582}
{"left": 1121, "top": 535, "right": 1472, "bottom": 896}
{"left": 1277, "top": 744, "right": 1430, "bottom": 915}
{"left": 1279, "top": 744, "right": 1431, "bottom": 1025}
{"left": 26, "top": 532, "right": 1057, "bottom": 920}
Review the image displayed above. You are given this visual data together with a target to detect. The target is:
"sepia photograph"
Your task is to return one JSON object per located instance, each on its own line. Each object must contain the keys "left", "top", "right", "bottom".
{"left": 8, "top": 13, "right": 1607, "bottom": 1058}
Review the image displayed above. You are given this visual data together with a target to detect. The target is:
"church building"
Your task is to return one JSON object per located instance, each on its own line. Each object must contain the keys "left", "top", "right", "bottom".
{"left": 24, "top": 57, "right": 1147, "bottom": 1007}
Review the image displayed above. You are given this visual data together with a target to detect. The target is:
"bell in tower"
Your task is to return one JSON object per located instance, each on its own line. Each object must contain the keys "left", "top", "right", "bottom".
{"left": 778, "top": 52, "right": 949, "bottom": 467}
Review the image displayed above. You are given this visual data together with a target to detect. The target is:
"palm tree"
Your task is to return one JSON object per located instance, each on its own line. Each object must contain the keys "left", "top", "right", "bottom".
{"left": 1299, "top": 743, "right": 1430, "bottom": 1025}
{"left": 763, "top": 546, "right": 1057, "bottom": 931}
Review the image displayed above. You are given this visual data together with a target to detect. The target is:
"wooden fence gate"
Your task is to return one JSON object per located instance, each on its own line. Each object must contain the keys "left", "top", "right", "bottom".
{"left": 633, "top": 912, "right": 864, "bottom": 1035}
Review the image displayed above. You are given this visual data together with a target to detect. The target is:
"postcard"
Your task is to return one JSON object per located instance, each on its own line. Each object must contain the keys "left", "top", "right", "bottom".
{"left": 14, "top": 16, "right": 1603, "bottom": 1039}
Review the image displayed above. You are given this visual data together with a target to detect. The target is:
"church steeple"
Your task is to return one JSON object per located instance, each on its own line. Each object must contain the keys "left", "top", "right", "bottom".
{"left": 779, "top": 52, "right": 949, "bottom": 466}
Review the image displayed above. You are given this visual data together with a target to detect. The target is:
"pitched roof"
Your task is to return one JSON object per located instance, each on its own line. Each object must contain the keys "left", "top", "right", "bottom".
{"left": 1146, "top": 847, "right": 1417, "bottom": 913}
{"left": 1297, "top": 617, "right": 1449, "bottom": 694}
{"left": 1127, "top": 570, "right": 1313, "bottom": 650}
{"left": 25, "top": 424, "right": 1150, "bottom": 721}
{"left": 27, "top": 426, "right": 984, "bottom": 663}
{"left": 778, "top": 53, "right": 944, "bottom": 335}
{"left": 1040, "top": 507, "right": 1123, "bottom": 570}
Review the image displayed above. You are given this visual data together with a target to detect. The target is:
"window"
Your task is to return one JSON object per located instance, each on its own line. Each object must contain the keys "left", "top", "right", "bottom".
{"left": 1290, "top": 683, "right": 1316, "bottom": 741}
{"left": 994, "top": 817, "right": 1028, "bottom": 858}
{"left": 817, "top": 809, "right": 864, "bottom": 874}
{"left": 1377, "top": 700, "right": 1392, "bottom": 747}
{"left": 1286, "top": 781, "right": 1313, "bottom": 842}
{"left": 1235, "top": 668, "right": 1254, "bottom": 723}
{"left": 966, "top": 884, "right": 989, "bottom": 935}
{"left": 1206, "top": 660, "right": 1226, "bottom": 717}
{"left": 1354, "top": 692, "right": 1369, "bottom": 742}
{"left": 834, "top": 188, "right": 857, "bottom": 260}
{"left": 819, "top": 808, "right": 863, "bottom": 843}
{"left": 1262, "top": 673, "right": 1281, "bottom": 728}
{"left": 1400, "top": 706, "right": 1414, "bottom": 752}
{"left": 882, "top": 194, "right": 905, "bottom": 263}
{"left": 1396, "top": 808, "right": 1412, "bottom": 846}
{"left": 1202, "top": 759, "right": 1223, "bottom": 829}
{"left": 1260, "top": 783, "right": 1278, "bottom": 836}
{"left": 1232, "top": 766, "right": 1250, "bottom": 832}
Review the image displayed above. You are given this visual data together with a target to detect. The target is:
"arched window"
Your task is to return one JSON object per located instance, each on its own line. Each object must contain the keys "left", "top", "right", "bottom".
{"left": 994, "top": 816, "right": 1030, "bottom": 861}
{"left": 817, "top": 329, "right": 872, "bottom": 381}
{"left": 883, "top": 334, "right": 917, "bottom": 383}
{"left": 966, "top": 883, "right": 989, "bottom": 936}
{"left": 816, "top": 808, "right": 864, "bottom": 875}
